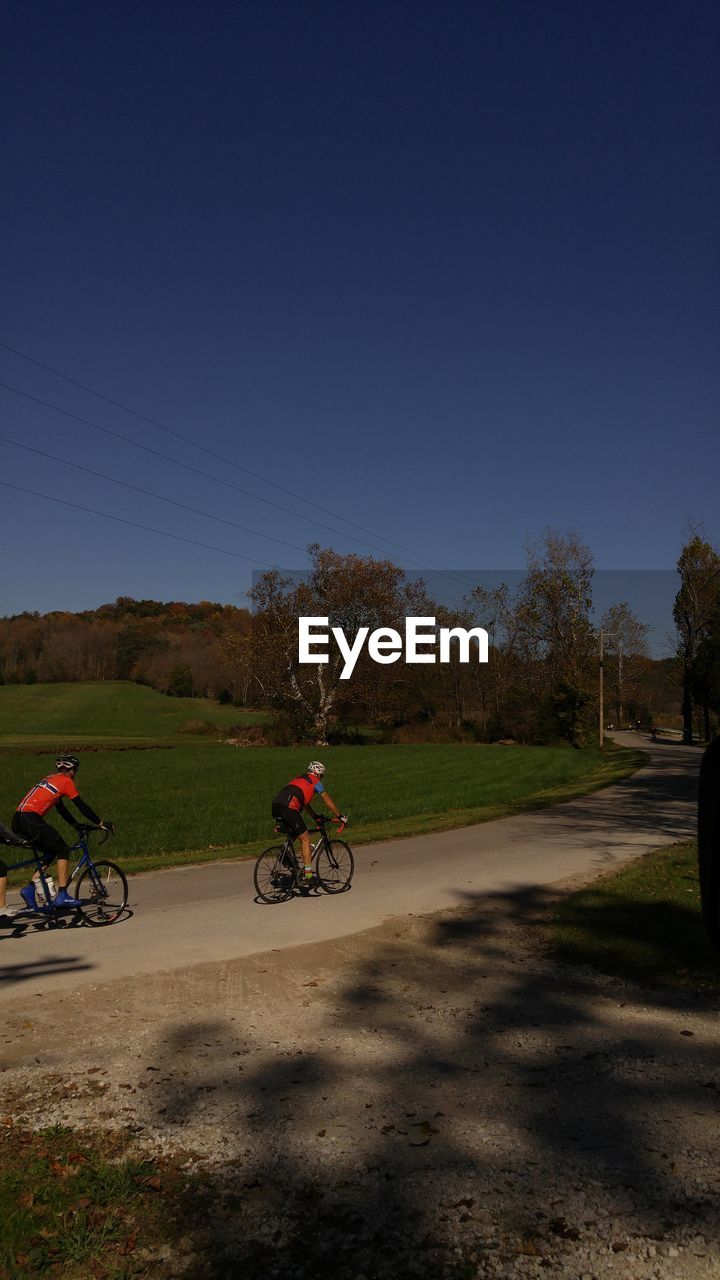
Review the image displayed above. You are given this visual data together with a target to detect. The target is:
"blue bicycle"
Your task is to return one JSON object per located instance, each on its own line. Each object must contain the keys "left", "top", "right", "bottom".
{"left": 2, "top": 824, "right": 128, "bottom": 927}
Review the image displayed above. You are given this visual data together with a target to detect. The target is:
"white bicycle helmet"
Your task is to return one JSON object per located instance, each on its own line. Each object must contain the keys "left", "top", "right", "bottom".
{"left": 56, "top": 755, "right": 80, "bottom": 773}
{"left": 307, "top": 760, "right": 326, "bottom": 776}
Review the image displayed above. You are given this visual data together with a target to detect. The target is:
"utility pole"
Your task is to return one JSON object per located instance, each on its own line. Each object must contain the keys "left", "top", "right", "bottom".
{"left": 599, "top": 628, "right": 622, "bottom": 748}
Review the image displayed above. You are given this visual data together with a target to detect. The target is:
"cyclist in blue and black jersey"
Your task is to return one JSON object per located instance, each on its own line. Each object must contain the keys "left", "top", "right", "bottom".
{"left": 271, "top": 761, "right": 346, "bottom": 888}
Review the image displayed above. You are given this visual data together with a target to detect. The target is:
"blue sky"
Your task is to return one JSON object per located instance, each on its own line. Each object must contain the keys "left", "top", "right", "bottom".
{"left": 2, "top": 0, "right": 718, "bottom": 623}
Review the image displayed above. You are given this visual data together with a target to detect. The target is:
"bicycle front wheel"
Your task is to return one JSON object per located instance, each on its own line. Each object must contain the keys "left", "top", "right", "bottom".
{"left": 76, "top": 860, "right": 128, "bottom": 926}
{"left": 316, "top": 840, "right": 354, "bottom": 893}
{"left": 254, "top": 846, "right": 295, "bottom": 903}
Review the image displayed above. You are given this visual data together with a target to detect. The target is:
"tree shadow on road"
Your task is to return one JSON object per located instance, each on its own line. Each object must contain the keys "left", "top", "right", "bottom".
{"left": 552, "top": 756, "right": 698, "bottom": 863}
{"left": 129, "top": 883, "right": 720, "bottom": 1278}
{"left": 553, "top": 889, "right": 719, "bottom": 989}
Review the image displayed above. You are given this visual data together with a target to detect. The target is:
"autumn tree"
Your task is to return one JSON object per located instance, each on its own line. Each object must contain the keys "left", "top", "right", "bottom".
{"left": 515, "top": 529, "right": 595, "bottom": 685}
{"left": 247, "top": 546, "right": 428, "bottom": 743}
{"left": 600, "top": 602, "right": 650, "bottom": 726}
{"left": 466, "top": 582, "right": 528, "bottom": 738}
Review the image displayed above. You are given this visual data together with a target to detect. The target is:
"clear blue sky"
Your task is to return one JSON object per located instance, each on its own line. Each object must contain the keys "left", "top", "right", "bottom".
{"left": 2, "top": 0, "right": 718, "bottom": 621}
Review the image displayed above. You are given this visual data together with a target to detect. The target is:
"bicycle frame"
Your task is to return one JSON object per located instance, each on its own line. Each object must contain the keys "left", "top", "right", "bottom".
{"left": 3, "top": 827, "right": 112, "bottom": 918}
{"left": 274, "top": 817, "right": 333, "bottom": 875}
{"left": 273, "top": 835, "right": 318, "bottom": 882}
{"left": 66, "top": 830, "right": 99, "bottom": 885}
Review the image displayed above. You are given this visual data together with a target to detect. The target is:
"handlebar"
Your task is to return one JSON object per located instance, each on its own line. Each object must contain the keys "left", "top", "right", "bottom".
{"left": 308, "top": 811, "right": 349, "bottom": 834}
{"left": 75, "top": 823, "right": 114, "bottom": 844}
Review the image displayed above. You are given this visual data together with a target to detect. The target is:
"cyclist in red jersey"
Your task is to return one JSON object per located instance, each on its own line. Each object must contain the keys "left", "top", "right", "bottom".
{"left": 7, "top": 755, "right": 110, "bottom": 912}
{"left": 271, "top": 761, "right": 346, "bottom": 888}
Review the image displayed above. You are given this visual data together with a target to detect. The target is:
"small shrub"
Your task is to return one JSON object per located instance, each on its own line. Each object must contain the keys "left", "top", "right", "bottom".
{"left": 176, "top": 719, "right": 219, "bottom": 736}
{"left": 326, "top": 726, "right": 369, "bottom": 745}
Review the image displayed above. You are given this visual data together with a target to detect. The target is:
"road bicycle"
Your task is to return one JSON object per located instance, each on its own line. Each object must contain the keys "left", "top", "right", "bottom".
{"left": 254, "top": 813, "right": 354, "bottom": 904}
{"left": 1, "top": 824, "right": 128, "bottom": 928}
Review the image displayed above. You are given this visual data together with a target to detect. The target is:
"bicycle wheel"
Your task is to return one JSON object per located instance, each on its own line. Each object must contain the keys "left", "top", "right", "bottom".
{"left": 75, "top": 860, "right": 128, "bottom": 926}
{"left": 254, "top": 846, "right": 295, "bottom": 903}
{"left": 315, "top": 840, "right": 354, "bottom": 893}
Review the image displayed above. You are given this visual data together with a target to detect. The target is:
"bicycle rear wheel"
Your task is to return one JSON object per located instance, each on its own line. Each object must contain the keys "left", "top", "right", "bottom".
{"left": 254, "top": 846, "right": 295, "bottom": 903}
{"left": 76, "top": 860, "right": 128, "bottom": 926}
{"left": 316, "top": 840, "right": 354, "bottom": 893}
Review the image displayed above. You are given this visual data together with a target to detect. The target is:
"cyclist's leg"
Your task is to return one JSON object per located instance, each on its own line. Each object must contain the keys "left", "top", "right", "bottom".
{"left": 272, "top": 804, "right": 308, "bottom": 854}
{"left": 298, "top": 830, "right": 312, "bottom": 868}
{"left": 288, "top": 815, "right": 313, "bottom": 877}
{"left": 272, "top": 803, "right": 313, "bottom": 884}
{"left": 0, "top": 859, "right": 7, "bottom": 911}
{"left": 12, "top": 814, "right": 70, "bottom": 891}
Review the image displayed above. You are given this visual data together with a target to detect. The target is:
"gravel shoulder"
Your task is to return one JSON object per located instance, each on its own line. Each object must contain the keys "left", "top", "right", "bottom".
{"left": 2, "top": 872, "right": 719, "bottom": 1280}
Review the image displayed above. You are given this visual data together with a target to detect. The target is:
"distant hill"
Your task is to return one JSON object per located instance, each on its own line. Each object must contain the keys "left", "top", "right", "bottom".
{"left": 0, "top": 597, "right": 252, "bottom": 701}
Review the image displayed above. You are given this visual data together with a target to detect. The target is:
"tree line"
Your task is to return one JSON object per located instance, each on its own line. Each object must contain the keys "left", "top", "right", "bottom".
{"left": 2, "top": 529, "right": 718, "bottom": 747}
{"left": 225, "top": 532, "right": 686, "bottom": 745}
{"left": 0, "top": 597, "right": 251, "bottom": 700}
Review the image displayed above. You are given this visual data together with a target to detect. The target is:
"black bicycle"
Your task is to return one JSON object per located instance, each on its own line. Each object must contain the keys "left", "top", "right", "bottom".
{"left": 1, "top": 824, "right": 128, "bottom": 928}
{"left": 254, "top": 813, "right": 354, "bottom": 904}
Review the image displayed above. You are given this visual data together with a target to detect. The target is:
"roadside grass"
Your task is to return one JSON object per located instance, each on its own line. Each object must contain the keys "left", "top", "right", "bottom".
{"left": 553, "top": 840, "right": 720, "bottom": 992}
{"left": 0, "top": 682, "right": 267, "bottom": 750}
{"left": 0, "top": 740, "right": 643, "bottom": 875}
{"left": 0, "top": 1123, "right": 188, "bottom": 1279}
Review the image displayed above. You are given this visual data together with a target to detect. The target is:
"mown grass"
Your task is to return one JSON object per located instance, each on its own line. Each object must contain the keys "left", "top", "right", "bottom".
{"left": 554, "top": 840, "right": 720, "bottom": 991}
{"left": 0, "top": 1123, "right": 187, "bottom": 1279}
{"left": 0, "top": 682, "right": 267, "bottom": 749}
{"left": 0, "top": 740, "right": 644, "bottom": 874}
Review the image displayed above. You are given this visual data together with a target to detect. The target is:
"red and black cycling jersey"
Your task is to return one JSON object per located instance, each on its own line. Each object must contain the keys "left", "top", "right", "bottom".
{"left": 16, "top": 774, "right": 101, "bottom": 827}
{"left": 18, "top": 773, "right": 79, "bottom": 817}
{"left": 272, "top": 772, "right": 325, "bottom": 813}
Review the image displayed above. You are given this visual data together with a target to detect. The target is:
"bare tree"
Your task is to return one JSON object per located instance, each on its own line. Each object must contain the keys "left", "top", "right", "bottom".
{"left": 248, "top": 547, "right": 423, "bottom": 744}
{"left": 600, "top": 602, "right": 650, "bottom": 726}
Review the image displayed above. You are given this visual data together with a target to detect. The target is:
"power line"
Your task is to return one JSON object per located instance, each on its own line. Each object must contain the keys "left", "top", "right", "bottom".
{"left": 0, "top": 379, "right": 426, "bottom": 566}
{"left": 0, "top": 377, "right": 479, "bottom": 598}
{"left": 0, "top": 433, "right": 311, "bottom": 557}
{"left": 0, "top": 338, "right": 467, "bottom": 573}
{"left": 0, "top": 478, "right": 481, "bottom": 614}
{"left": 0, "top": 480, "right": 283, "bottom": 568}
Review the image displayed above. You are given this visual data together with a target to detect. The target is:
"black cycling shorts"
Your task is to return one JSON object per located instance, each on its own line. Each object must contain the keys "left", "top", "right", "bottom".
{"left": 271, "top": 802, "right": 306, "bottom": 838}
{"left": 11, "top": 812, "right": 70, "bottom": 864}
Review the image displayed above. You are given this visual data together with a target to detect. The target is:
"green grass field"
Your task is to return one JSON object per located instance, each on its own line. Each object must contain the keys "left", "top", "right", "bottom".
{"left": 0, "top": 681, "right": 267, "bottom": 748}
{"left": 554, "top": 840, "right": 719, "bottom": 991}
{"left": 0, "top": 738, "right": 643, "bottom": 873}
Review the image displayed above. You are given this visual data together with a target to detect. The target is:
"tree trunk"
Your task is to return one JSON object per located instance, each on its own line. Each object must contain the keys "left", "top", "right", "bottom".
{"left": 682, "top": 661, "right": 694, "bottom": 744}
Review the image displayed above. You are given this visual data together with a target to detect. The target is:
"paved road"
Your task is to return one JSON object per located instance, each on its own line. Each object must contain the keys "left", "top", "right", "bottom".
{"left": 0, "top": 734, "right": 700, "bottom": 1001}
